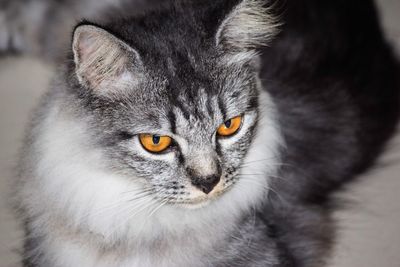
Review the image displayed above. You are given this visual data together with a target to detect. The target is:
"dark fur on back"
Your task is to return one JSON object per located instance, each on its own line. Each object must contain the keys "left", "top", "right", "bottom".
{"left": 260, "top": 1, "right": 400, "bottom": 265}
{"left": 263, "top": 0, "right": 399, "bottom": 208}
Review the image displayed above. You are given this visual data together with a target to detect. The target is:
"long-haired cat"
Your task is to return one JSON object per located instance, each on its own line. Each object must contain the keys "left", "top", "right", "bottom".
{"left": 5, "top": 0, "right": 399, "bottom": 266}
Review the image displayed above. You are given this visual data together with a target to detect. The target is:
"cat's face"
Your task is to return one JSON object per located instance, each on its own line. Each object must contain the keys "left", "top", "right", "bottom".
{"left": 91, "top": 60, "right": 260, "bottom": 207}
{"left": 68, "top": 1, "right": 279, "bottom": 209}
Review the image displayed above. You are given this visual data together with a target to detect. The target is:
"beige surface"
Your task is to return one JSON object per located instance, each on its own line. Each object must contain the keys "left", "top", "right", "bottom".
{"left": 0, "top": 1, "right": 399, "bottom": 266}
{"left": 0, "top": 58, "right": 52, "bottom": 267}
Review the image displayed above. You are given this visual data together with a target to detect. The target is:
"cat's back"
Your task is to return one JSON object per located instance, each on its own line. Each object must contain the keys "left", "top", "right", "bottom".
{"left": 260, "top": 0, "right": 400, "bottom": 202}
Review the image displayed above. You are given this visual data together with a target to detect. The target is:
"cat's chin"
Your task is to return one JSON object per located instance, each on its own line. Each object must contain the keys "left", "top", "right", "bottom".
{"left": 176, "top": 199, "right": 212, "bottom": 210}
{"left": 172, "top": 188, "right": 229, "bottom": 210}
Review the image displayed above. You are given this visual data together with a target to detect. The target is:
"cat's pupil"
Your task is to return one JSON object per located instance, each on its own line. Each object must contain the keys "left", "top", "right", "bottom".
{"left": 224, "top": 120, "right": 232, "bottom": 128}
{"left": 152, "top": 135, "right": 160, "bottom": 144}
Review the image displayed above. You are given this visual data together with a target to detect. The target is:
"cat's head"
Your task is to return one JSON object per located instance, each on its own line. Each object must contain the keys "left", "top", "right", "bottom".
{"left": 66, "top": 0, "right": 280, "bottom": 210}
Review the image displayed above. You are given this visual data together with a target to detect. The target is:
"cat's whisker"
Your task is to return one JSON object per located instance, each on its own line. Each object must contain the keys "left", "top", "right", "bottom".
{"left": 104, "top": 198, "right": 158, "bottom": 238}
{"left": 121, "top": 187, "right": 153, "bottom": 195}
{"left": 147, "top": 198, "right": 169, "bottom": 219}
{"left": 238, "top": 173, "right": 266, "bottom": 176}
{"left": 239, "top": 178, "right": 286, "bottom": 203}
{"left": 88, "top": 191, "right": 151, "bottom": 213}
{"left": 115, "top": 194, "right": 157, "bottom": 218}
{"left": 81, "top": 190, "right": 154, "bottom": 221}
{"left": 240, "top": 161, "right": 292, "bottom": 168}
{"left": 238, "top": 173, "right": 289, "bottom": 182}
{"left": 131, "top": 198, "right": 170, "bottom": 239}
{"left": 239, "top": 178, "right": 273, "bottom": 193}
{"left": 241, "top": 157, "right": 279, "bottom": 165}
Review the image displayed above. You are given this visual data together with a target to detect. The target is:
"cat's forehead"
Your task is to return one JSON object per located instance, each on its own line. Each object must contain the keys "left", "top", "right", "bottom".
{"left": 118, "top": 63, "right": 255, "bottom": 138}
{"left": 131, "top": 43, "right": 253, "bottom": 108}
{"left": 142, "top": 60, "right": 254, "bottom": 119}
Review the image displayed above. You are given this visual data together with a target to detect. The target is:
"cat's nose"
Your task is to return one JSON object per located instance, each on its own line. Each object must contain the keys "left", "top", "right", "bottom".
{"left": 191, "top": 175, "right": 220, "bottom": 194}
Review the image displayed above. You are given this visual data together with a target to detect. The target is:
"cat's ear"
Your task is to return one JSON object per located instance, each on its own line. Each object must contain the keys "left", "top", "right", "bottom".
{"left": 216, "top": 0, "right": 278, "bottom": 56}
{"left": 72, "top": 24, "right": 142, "bottom": 94}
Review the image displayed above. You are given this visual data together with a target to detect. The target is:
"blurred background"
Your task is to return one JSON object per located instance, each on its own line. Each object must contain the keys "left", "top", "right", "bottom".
{"left": 0, "top": 0, "right": 399, "bottom": 266}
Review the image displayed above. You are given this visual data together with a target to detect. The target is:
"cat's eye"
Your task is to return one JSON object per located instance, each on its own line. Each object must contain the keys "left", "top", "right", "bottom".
{"left": 217, "top": 116, "right": 242, "bottom": 137}
{"left": 139, "top": 134, "right": 172, "bottom": 153}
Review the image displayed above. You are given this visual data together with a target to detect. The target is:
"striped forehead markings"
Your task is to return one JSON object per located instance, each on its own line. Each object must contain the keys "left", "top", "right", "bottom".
{"left": 218, "top": 96, "right": 227, "bottom": 121}
{"left": 168, "top": 110, "right": 177, "bottom": 134}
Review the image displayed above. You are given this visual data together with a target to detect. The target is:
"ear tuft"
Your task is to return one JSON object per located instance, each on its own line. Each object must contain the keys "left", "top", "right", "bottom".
{"left": 72, "top": 25, "right": 141, "bottom": 93}
{"left": 216, "top": 0, "right": 279, "bottom": 52}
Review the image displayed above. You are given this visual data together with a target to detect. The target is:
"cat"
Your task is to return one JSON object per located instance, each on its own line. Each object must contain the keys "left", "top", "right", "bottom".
{"left": 6, "top": 0, "right": 399, "bottom": 266}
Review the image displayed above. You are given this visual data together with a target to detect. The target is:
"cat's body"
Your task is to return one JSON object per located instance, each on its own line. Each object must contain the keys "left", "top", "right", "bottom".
{"left": 8, "top": 0, "right": 399, "bottom": 267}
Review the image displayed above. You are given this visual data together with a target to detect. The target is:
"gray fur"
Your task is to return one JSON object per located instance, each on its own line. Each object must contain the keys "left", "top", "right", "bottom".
{"left": 14, "top": 1, "right": 285, "bottom": 266}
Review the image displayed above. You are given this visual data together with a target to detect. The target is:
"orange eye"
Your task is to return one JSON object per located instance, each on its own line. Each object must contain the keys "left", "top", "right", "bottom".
{"left": 139, "top": 134, "right": 172, "bottom": 153}
{"left": 217, "top": 116, "right": 242, "bottom": 137}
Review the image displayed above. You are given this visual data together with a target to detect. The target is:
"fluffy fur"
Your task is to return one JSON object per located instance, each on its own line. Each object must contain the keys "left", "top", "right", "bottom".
{"left": 215, "top": 0, "right": 278, "bottom": 50}
{"left": 8, "top": 0, "right": 400, "bottom": 266}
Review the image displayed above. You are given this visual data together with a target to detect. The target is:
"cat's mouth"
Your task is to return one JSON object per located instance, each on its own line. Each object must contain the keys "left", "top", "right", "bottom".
{"left": 170, "top": 180, "right": 234, "bottom": 208}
